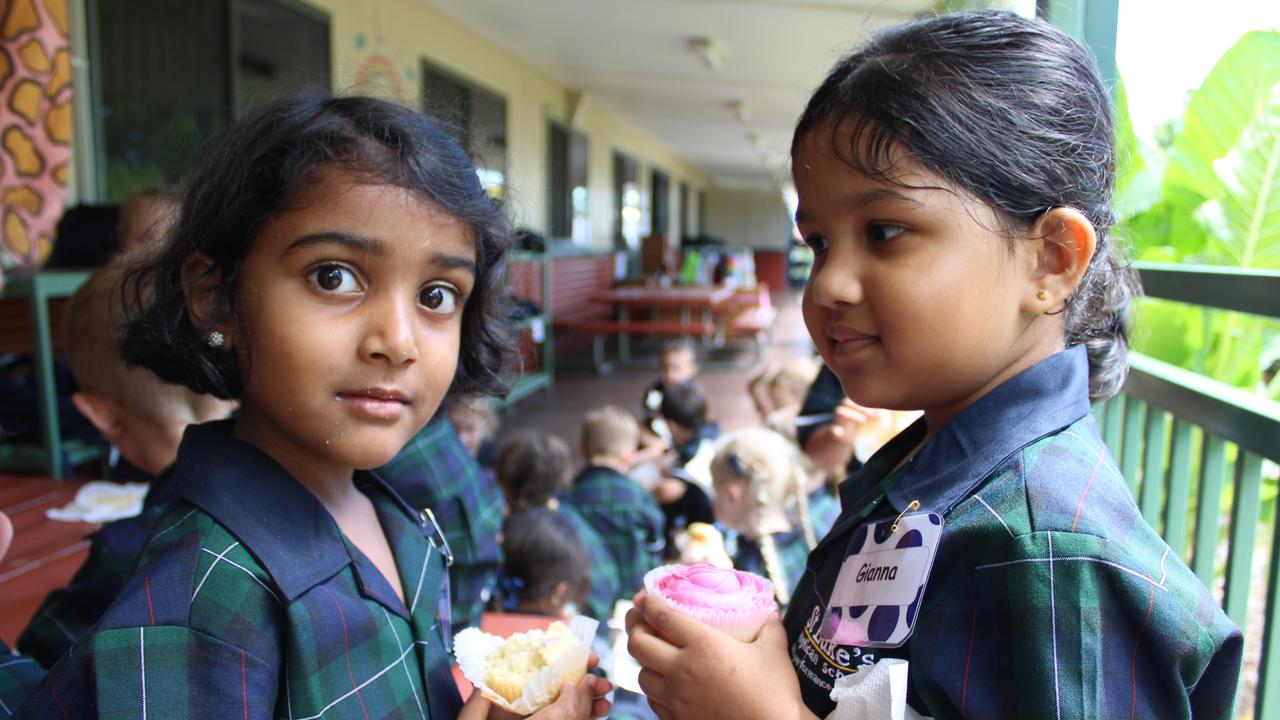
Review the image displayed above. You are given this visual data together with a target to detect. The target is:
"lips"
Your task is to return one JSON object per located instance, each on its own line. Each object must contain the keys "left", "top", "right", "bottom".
{"left": 826, "top": 323, "right": 879, "bottom": 363}
{"left": 337, "top": 387, "right": 410, "bottom": 420}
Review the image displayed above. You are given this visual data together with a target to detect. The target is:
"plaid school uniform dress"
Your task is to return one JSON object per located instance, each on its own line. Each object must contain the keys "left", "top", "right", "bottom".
{"left": 378, "top": 417, "right": 504, "bottom": 632}
{"left": 783, "top": 346, "right": 1242, "bottom": 720}
{"left": 16, "top": 421, "right": 461, "bottom": 720}
{"left": 17, "top": 468, "right": 178, "bottom": 669}
{"left": 565, "top": 466, "right": 666, "bottom": 599}
{"left": 557, "top": 504, "right": 623, "bottom": 623}
{"left": 0, "top": 641, "right": 42, "bottom": 719}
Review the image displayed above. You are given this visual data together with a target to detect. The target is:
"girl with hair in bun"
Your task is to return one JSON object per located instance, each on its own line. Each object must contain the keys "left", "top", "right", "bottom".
{"left": 628, "top": 11, "right": 1240, "bottom": 720}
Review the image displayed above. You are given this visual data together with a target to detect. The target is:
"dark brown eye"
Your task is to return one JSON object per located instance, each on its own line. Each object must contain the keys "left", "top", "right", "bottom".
{"left": 312, "top": 264, "right": 357, "bottom": 293}
{"left": 419, "top": 285, "right": 459, "bottom": 314}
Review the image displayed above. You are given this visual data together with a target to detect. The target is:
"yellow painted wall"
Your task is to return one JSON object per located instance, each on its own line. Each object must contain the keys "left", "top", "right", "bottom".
{"left": 306, "top": 0, "right": 709, "bottom": 249}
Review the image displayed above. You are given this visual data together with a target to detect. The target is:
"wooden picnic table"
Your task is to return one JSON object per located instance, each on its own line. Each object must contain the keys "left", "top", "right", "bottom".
{"left": 588, "top": 284, "right": 736, "bottom": 363}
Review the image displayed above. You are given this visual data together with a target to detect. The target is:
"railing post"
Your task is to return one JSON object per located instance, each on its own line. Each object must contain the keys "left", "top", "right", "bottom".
{"left": 1140, "top": 409, "right": 1168, "bottom": 530}
{"left": 1192, "top": 435, "right": 1227, "bottom": 587}
{"left": 1120, "top": 397, "right": 1146, "bottom": 498}
{"left": 1224, "top": 451, "right": 1264, "bottom": 628}
{"left": 1163, "top": 420, "right": 1195, "bottom": 562}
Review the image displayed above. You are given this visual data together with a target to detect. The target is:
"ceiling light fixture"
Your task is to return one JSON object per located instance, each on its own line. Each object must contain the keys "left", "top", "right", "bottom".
{"left": 688, "top": 36, "right": 723, "bottom": 71}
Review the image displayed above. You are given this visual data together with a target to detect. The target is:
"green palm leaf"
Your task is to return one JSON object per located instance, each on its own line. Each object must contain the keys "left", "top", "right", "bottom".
{"left": 1202, "top": 94, "right": 1280, "bottom": 269}
{"left": 1166, "top": 31, "right": 1280, "bottom": 203}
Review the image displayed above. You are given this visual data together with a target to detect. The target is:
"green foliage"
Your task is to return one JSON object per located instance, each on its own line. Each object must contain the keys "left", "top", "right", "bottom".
{"left": 1117, "top": 31, "right": 1280, "bottom": 399}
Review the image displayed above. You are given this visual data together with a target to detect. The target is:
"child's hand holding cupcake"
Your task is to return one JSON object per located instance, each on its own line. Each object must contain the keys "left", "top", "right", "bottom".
{"left": 627, "top": 563, "right": 816, "bottom": 720}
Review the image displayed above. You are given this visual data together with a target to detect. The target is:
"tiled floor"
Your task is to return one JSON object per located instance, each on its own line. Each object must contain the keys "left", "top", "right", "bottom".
{"left": 0, "top": 288, "right": 815, "bottom": 648}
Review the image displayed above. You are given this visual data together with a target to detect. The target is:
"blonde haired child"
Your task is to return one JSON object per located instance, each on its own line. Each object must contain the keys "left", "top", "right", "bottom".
{"left": 763, "top": 355, "right": 820, "bottom": 441}
{"left": 64, "top": 260, "right": 233, "bottom": 477}
{"left": 710, "top": 427, "right": 816, "bottom": 608}
{"left": 567, "top": 406, "right": 665, "bottom": 600}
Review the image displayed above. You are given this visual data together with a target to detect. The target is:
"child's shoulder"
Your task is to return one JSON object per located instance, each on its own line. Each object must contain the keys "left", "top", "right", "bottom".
{"left": 95, "top": 500, "right": 283, "bottom": 650}
{"left": 574, "top": 466, "right": 651, "bottom": 498}
{"left": 974, "top": 416, "right": 1134, "bottom": 539}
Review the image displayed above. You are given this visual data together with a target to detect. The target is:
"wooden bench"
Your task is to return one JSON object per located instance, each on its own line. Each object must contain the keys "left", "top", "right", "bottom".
{"left": 556, "top": 318, "right": 716, "bottom": 373}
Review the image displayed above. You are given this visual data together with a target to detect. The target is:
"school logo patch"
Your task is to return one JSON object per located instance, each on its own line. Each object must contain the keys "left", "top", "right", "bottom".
{"left": 819, "top": 512, "right": 943, "bottom": 648}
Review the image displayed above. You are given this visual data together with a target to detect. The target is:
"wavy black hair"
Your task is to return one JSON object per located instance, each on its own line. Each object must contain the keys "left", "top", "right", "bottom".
{"left": 121, "top": 94, "right": 513, "bottom": 400}
{"left": 793, "top": 10, "right": 1140, "bottom": 401}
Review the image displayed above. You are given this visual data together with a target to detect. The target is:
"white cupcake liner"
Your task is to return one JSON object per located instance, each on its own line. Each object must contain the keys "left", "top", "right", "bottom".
{"left": 454, "top": 615, "right": 599, "bottom": 714}
{"left": 644, "top": 564, "right": 774, "bottom": 642}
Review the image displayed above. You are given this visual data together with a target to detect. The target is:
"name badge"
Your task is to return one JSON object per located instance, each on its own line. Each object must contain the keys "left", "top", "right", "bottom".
{"left": 818, "top": 510, "right": 943, "bottom": 648}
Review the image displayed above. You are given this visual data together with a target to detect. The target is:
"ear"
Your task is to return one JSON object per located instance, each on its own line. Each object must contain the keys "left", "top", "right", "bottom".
{"left": 72, "top": 391, "right": 124, "bottom": 443}
{"left": 549, "top": 580, "right": 572, "bottom": 610}
{"left": 180, "top": 253, "right": 233, "bottom": 348}
{"left": 1025, "top": 207, "right": 1097, "bottom": 314}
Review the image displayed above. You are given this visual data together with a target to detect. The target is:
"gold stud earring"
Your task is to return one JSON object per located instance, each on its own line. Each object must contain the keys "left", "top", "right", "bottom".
{"left": 1036, "top": 290, "right": 1049, "bottom": 301}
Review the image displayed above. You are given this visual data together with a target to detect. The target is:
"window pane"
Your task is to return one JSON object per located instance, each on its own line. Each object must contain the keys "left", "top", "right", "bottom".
{"left": 234, "top": 0, "right": 330, "bottom": 115}
{"left": 93, "top": 0, "right": 230, "bottom": 201}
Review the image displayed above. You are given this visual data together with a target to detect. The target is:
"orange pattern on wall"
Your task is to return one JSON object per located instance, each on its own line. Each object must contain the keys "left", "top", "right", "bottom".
{"left": 1, "top": 0, "right": 73, "bottom": 271}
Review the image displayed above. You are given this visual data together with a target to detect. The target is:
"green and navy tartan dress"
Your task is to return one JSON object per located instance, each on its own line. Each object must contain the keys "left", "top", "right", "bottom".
{"left": 18, "top": 466, "right": 178, "bottom": 669}
{"left": 378, "top": 416, "right": 504, "bottom": 632}
{"left": 565, "top": 465, "right": 666, "bottom": 599}
{"left": 16, "top": 421, "right": 461, "bottom": 719}
{"left": 783, "top": 346, "right": 1242, "bottom": 719}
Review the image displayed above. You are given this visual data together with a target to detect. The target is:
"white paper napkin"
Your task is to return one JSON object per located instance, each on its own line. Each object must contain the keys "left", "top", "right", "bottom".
{"left": 826, "top": 659, "right": 930, "bottom": 720}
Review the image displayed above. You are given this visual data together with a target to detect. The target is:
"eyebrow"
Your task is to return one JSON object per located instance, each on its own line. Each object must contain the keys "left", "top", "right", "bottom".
{"left": 287, "top": 231, "right": 384, "bottom": 257}
{"left": 794, "top": 188, "right": 925, "bottom": 225}
{"left": 287, "top": 231, "right": 477, "bottom": 276}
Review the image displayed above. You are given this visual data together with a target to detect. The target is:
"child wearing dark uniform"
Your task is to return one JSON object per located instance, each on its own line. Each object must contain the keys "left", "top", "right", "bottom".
{"left": 16, "top": 95, "right": 609, "bottom": 720}
{"left": 626, "top": 12, "right": 1240, "bottom": 720}
{"left": 496, "top": 430, "right": 622, "bottom": 626}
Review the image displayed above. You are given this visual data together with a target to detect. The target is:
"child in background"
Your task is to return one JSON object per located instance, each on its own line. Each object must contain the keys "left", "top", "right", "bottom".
{"left": 657, "top": 380, "right": 718, "bottom": 489}
{"left": 18, "top": 95, "right": 608, "bottom": 720}
{"left": 18, "top": 260, "right": 233, "bottom": 668}
{"left": 640, "top": 338, "right": 698, "bottom": 438}
{"left": 447, "top": 393, "right": 500, "bottom": 469}
{"left": 651, "top": 382, "right": 717, "bottom": 557}
{"left": 496, "top": 430, "right": 622, "bottom": 625}
{"left": 378, "top": 414, "right": 505, "bottom": 632}
{"left": 117, "top": 186, "right": 181, "bottom": 256}
{"left": 566, "top": 406, "right": 665, "bottom": 599}
{"left": 763, "top": 355, "right": 819, "bottom": 441}
{"left": 64, "top": 260, "right": 234, "bottom": 480}
{"left": 745, "top": 361, "right": 778, "bottom": 423}
{"left": 627, "top": 12, "right": 1240, "bottom": 720}
{"left": 710, "top": 428, "right": 816, "bottom": 609}
{"left": 498, "top": 507, "right": 590, "bottom": 619}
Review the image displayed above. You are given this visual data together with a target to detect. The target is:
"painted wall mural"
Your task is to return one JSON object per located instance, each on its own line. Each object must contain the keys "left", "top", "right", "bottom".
{"left": 1, "top": 0, "right": 72, "bottom": 274}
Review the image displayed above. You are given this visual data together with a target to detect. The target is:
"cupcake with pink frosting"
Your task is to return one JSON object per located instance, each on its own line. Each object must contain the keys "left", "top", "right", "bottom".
{"left": 643, "top": 562, "right": 775, "bottom": 641}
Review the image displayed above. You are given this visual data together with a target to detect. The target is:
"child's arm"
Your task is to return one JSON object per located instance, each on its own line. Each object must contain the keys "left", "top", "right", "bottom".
{"left": 625, "top": 592, "right": 819, "bottom": 720}
{"left": 801, "top": 400, "right": 871, "bottom": 473}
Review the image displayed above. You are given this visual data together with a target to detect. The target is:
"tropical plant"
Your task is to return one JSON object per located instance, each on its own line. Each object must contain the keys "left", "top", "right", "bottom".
{"left": 1115, "top": 31, "right": 1280, "bottom": 399}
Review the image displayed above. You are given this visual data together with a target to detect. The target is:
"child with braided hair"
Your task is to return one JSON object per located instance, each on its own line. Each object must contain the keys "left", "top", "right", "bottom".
{"left": 710, "top": 427, "right": 817, "bottom": 609}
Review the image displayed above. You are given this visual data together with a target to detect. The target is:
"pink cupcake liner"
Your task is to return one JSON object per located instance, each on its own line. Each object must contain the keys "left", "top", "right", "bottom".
{"left": 644, "top": 563, "right": 775, "bottom": 642}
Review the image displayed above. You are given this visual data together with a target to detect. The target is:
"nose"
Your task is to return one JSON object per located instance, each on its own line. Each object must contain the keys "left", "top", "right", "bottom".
{"left": 806, "top": 246, "right": 863, "bottom": 310}
{"left": 360, "top": 293, "right": 419, "bottom": 366}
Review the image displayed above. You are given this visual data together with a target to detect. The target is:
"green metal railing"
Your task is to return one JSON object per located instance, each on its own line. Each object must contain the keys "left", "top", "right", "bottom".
{"left": 1095, "top": 262, "right": 1280, "bottom": 719}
